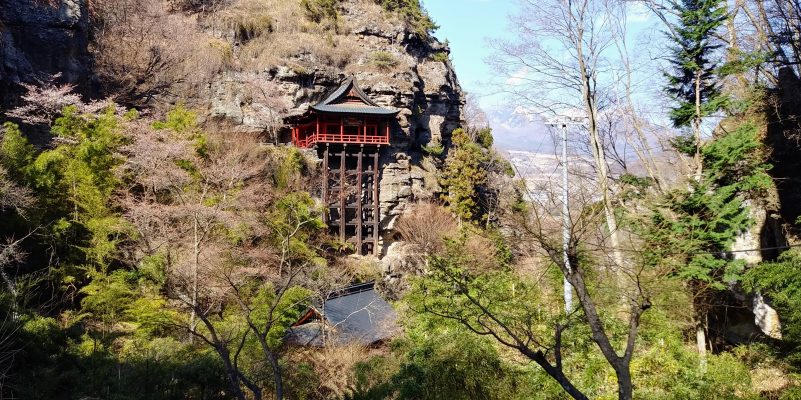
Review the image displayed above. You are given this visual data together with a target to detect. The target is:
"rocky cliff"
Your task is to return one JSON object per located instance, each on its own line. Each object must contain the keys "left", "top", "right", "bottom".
{"left": 1, "top": 0, "right": 465, "bottom": 250}
{"left": 0, "top": 0, "right": 90, "bottom": 103}
{"left": 205, "top": 0, "right": 465, "bottom": 239}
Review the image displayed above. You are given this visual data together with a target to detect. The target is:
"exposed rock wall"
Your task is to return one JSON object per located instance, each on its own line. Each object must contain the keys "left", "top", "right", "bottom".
{"left": 1, "top": 0, "right": 466, "bottom": 254}
{"left": 206, "top": 1, "right": 465, "bottom": 248}
{"left": 0, "top": 0, "right": 90, "bottom": 103}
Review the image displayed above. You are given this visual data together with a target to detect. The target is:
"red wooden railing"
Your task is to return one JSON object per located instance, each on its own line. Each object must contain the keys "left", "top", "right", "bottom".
{"left": 295, "top": 133, "right": 389, "bottom": 148}
{"left": 292, "top": 117, "right": 390, "bottom": 148}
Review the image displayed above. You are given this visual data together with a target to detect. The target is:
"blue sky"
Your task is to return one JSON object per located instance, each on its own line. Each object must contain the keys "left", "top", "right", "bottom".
{"left": 422, "top": 0, "right": 516, "bottom": 106}
{"left": 421, "top": 0, "right": 665, "bottom": 152}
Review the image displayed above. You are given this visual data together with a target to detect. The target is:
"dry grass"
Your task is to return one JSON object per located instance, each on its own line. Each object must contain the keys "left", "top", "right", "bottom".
{"left": 90, "top": 0, "right": 421, "bottom": 106}
{"left": 196, "top": 0, "right": 412, "bottom": 73}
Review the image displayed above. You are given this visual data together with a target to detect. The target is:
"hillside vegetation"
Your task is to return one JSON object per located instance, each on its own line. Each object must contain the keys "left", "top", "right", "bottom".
{"left": 2, "top": 0, "right": 801, "bottom": 399}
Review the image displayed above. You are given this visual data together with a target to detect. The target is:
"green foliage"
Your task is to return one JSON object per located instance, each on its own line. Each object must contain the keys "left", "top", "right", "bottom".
{"left": 268, "top": 191, "right": 326, "bottom": 263}
{"left": 644, "top": 180, "right": 750, "bottom": 289}
{"left": 1, "top": 106, "right": 131, "bottom": 286}
{"left": 274, "top": 146, "right": 307, "bottom": 189}
{"left": 440, "top": 128, "right": 488, "bottom": 221}
{"left": 377, "top": 0, "right": 438, "bottom": 37}
{"left": 421, "top": 140, "right": 444, "bottom": 156}
{"left": 431, "top": 51, "right": 449, "bottom": 63}
{"left": 745, "top": 249, "right": 801, "bottom": 367}
{"left": 718, "top": 50, "right": 771, "bottom": 77}
{"left": 643, "top": 99, "right": 772, "bottom": 291}
{"left": 80, "top": 269, "right": 137, "bottom": 333}
{"left": 301, "top": 0, "right": 339, "bottom": 23}
{"left": 702, "top": 118, "right": 772, "bottom": 197}
{"left": 472, "top": 127, "right": 494, "bottom": 149}
{"left": 664, "top": 0, "right": 728, "bottom": 128}
{"left": 153, "top": 104, "right": 207, "bottom": 157}
{"left": 0, "top": 122, "right": 35, "bottom": 173}
{"left": 669, "top": 132, "right": 699, "bottom": 157}
{"left": 248, "top": 283, "right": 312, "bottom": 349}
{"left": 350, "top": 330, "right": 535, "bottom": 400}
{"left": 369, "top": 50, "right": 399, "bottom": 70}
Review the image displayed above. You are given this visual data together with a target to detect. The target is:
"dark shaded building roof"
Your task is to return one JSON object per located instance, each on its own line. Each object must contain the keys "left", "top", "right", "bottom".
{"left": 310, "top": 77, "right": 399, "bottom": 116}
{"left": 287, "top": 282, "right": 399, "bottom": 347}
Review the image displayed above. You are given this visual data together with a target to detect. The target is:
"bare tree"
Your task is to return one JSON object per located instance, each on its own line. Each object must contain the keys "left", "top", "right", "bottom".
{"left": 245, "top": 77, "right": 292, "bottom": 145}
{"left": 122, "top": 120, "right": 325, "bottom": 400}
{"left": 490, "top": 0, "right": 628, "bottom": 273}
{"left": 418, "top": 172, "right": 655, "bottom": 400}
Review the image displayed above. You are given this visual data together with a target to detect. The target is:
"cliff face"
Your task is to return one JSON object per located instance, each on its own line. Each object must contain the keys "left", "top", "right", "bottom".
{"left": 199, "top": 0, "right": 465, "bottom": 238}
{"left": 0, "top": 0, "right": 90, "bottom": 102}
{"left": 1, "top": 0, "right": 465, "bottom": 245}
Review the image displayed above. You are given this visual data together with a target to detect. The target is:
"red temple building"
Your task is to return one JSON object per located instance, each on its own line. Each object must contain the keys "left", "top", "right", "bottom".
{"left": 288, "top": 77, "right": 399, "bottom": 256}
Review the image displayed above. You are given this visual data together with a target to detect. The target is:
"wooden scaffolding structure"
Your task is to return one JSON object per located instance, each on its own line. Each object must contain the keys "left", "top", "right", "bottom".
{"left": 321, "top": 144, "right": 382, "bottom": 255}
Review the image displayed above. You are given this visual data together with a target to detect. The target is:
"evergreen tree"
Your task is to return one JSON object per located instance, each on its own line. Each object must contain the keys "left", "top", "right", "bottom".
{"left": 440, "top": 128, "right": 488, "bottom": 222}
{"left": 665, "top": 0, "right": 728, "bottom": 178}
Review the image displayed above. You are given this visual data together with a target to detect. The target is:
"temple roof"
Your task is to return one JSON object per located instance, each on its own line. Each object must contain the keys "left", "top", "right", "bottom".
{"left": 286, "top": 282, "right": 399, "bottom": 347}
{"left": 310, "top": 77, "right": 399, "bottom": 116}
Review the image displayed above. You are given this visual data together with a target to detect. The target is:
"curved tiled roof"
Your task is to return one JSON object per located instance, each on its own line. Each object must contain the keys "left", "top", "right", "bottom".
{"left": 286, "top": 282, "right": 399, "bottom": 347}
{"left": 310, "top": 77, "right": 399, "bottom": 116}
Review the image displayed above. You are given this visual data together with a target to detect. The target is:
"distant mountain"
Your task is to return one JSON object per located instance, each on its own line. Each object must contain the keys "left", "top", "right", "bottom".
{"left": 487, "top": 106, "right": 555, "bottom": 152}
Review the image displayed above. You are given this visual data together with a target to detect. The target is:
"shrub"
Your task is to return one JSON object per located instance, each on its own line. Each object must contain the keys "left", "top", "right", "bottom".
{"left": 301, "top": 0, "right": 339, "bottom": 23}
{"left": 369, "top": 51, "right": 399, "bottom": 70}
{"left": 376, "top": 0, "right": 438, "bottom": 37}
{"left": 231, "top": 13, "right": 274, "bottom": 42}
{"left": 422, "top": 142, "right": 444, "bottom": 156}
{"left": 395, "top": 202, "right": 457, "bottom": 254}
{"left": 431, "top": 51, "right": 448, "bottom": 63}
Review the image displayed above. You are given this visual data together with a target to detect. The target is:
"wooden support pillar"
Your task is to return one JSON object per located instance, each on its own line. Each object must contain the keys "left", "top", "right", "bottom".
{"left": 340, "top": 117, "right": 344, "bottom": 142}
{"left": 356, "top": 146, "right": 364, "bottom": 255}
{"left": 339, "top": 146, "right": 346, "bottom": 243}
{"left": 372, "top": 147, "right": 380, "bottom": 256}
{"left": 322, "top": 144, "right": 329, "bottom": 225}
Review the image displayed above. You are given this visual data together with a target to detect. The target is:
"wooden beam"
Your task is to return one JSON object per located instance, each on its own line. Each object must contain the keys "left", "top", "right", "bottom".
{"left": 322, "top": 144, "right": 329, "bottom": 225}
{"left": 373, "top": 147, "right": 380, "bottom": 256}
{"left": 339, "top": 146, "right": 346, "bottom": 243}
{"left": 356, "top": 146, "right": 364, "bottom": 255}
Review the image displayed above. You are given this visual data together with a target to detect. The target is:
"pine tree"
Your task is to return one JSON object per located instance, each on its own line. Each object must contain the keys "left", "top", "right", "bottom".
{"left": 440, "top": 128, "right": 488, "bottom": 222}
{"left": 665, "top": 0, "right": 728, "bottom": 179}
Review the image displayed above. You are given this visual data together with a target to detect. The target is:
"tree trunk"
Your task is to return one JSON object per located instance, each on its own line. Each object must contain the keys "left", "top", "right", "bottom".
{"left": 267, "top": 350, "right": 284, "bottom": 400}
{"left": 217, "top": 347, "right": 254, "bottom": 400}
{"left": 521, "top": 347, "right": 589, "bottom": 400}
{"left": 190, "top": 214, "right": 199, "bottom": 343}
{"left": 693, "top": 71, "right": 703, "bottom": 182}
{"left": 574, "top": 10, "right": 626, "bottom": 274}
{"left": 696, "top": 313, "right": 708, "bottom": 370}
{"left": 615, "top": 365, "right": 634, "bottom": 400}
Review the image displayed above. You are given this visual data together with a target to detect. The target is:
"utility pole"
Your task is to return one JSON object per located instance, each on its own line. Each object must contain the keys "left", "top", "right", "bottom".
{"left": 546, "top": 117, "right": 584, "bottom": 313}
{"left": 560, "top": 122, "right": 573, "bottom": 313}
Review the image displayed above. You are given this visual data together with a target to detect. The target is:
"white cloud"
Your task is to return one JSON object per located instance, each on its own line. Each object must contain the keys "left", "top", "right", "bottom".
{"left": 505, "top": 67, "right": 530, "bottom": 86}
{"left": 626, "top": 3, "right": 651, "bottom": 23}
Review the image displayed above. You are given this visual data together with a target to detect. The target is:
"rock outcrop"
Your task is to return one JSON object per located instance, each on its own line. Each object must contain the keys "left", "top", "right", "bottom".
{"left": 1, "top": 0, "right": 465, "bottom": 256}
{"left": 0, "top": 0, "right": 90, "bottom": 103}
{"left": 204, "top": 1, "right": 465, "bottom": 246}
